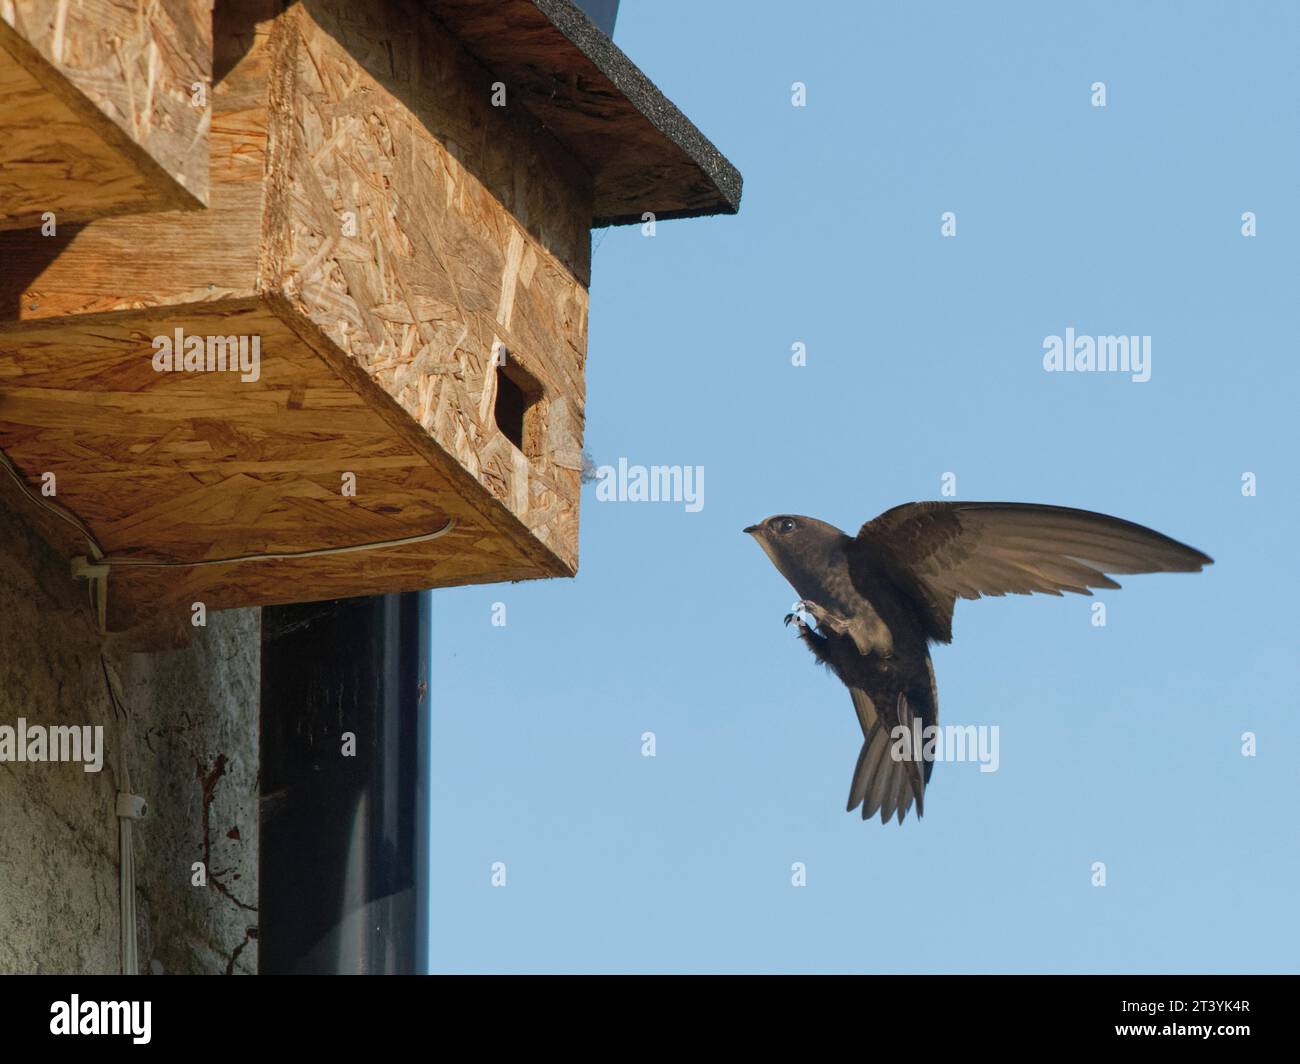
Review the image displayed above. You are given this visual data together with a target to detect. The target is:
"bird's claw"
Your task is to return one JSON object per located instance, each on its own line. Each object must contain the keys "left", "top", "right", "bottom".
{"left": 784, "top": 600, "right": 817, "bottom": 629}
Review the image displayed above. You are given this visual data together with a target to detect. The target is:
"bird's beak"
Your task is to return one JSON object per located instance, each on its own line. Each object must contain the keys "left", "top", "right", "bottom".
{"left": 743, "top": 524, "right": 760, "bottom": 535}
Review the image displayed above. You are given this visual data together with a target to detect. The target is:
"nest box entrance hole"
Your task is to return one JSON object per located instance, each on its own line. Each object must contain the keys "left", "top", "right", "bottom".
{"left": 493, "top": 350, "right": 544, "bottom": 458}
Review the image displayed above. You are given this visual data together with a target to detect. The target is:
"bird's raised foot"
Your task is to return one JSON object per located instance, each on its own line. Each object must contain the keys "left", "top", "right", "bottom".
{"left": 784, "top": 600, "right": 821, "bottom": 628}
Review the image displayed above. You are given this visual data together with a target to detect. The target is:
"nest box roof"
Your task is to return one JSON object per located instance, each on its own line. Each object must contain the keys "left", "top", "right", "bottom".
{"left": 424, "top": 0, "right": 743, "bottom": 226}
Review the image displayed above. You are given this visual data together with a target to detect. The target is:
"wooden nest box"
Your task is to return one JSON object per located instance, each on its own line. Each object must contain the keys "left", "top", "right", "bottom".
{"left": 0, "top": 1, "right": 212, "bottom": 229}
{"left": 0, "top": 0, "right": 741, "bottom": 644}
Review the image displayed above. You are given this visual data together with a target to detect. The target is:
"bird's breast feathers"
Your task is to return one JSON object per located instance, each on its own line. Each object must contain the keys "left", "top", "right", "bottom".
{"left": 810, "top": 551, "right": 896, "bottom": 657}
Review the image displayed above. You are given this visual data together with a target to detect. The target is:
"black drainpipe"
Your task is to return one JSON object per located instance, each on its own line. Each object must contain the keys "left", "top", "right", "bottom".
{"left": 258, "top": 591, "right": 431, "bottom": 974}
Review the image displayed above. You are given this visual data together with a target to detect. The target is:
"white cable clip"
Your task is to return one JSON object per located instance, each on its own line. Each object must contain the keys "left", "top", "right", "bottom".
{"left": 71, "top": 556, "right": 111, "bottom": 633}
{"left": 116, "top": 793, "right": 147, "bottom": 821}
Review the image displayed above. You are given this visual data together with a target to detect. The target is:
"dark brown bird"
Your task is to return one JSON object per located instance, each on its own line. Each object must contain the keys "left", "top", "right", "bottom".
{"left": 744, "top": 502, "right": 1212, "bottom": 826}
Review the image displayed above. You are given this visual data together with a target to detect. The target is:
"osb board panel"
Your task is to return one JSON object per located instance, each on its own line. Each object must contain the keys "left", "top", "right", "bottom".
{"left": 0, "top": 298, "right": 549, "bottom": 638}
{"left": 277, "top": 1, "right": 591, "bottom": 572}
{"left": 0, "top": 43, "right": 160, "bottom": 229}
{"left": 0, "top": 3, "right": 274, "bottom": 315}
{"left": 0, "top": 0, "right": 211, "bottom": 229}
{"left": 297, "top": 0, "right": 593, "bottom": 284}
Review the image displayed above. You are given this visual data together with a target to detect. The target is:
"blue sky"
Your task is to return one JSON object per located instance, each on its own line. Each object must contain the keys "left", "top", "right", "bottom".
{"left": 427, "top": 0, "right": 1299, "bottom": 973}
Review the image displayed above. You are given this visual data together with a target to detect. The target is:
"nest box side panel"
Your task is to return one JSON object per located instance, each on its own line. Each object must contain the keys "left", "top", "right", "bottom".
{"left": 0, "top": 3, "right": 274, "bottom": 317}
{"left": 270, "top": 0, "right": 594, "bottom": 574}
{"left": 0, "top": 0, "right": 212, "bottom": 229}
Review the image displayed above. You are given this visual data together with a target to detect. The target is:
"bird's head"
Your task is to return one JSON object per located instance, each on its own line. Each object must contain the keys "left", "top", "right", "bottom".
{"left": 743, "top": 514, "right": 848, "bottom": 595}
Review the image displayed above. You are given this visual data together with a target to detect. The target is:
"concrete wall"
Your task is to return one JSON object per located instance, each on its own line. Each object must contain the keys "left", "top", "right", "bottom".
{"left": 0, "top": 499, "right": 259, "bottom": 974}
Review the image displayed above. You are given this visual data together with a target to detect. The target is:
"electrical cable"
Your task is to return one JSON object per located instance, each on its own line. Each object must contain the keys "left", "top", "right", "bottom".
{"left": 2, "top": 448, "right": 455, "bottom": 628}
{"left": 102, "top": 655, "right": 142, "bottom": 976}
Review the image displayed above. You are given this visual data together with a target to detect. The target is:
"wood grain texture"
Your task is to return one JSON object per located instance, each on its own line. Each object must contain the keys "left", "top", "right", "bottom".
{"left": 0, "top": 0, "right": 212, "bottom": 229}
{"left": 0, "top": 1, "right": 271, "bottom": 315}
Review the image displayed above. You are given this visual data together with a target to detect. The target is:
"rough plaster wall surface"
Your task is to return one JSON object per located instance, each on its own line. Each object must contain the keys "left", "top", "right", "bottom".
{"left": 0, "top": 500, "right": 259, "bottom": 973}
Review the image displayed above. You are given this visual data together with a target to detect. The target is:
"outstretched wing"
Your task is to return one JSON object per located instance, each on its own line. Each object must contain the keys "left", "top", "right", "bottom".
{"left": 858, "top": 502, "right": 1213, "bottom": 643}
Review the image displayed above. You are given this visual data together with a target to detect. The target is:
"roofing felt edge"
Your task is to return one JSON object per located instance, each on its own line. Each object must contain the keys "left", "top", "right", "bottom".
{"left": 533, "top": 0, "right": 742, "bottom": 226}
{"left": 422, "top": 0, "right": 743, "bottom": 227}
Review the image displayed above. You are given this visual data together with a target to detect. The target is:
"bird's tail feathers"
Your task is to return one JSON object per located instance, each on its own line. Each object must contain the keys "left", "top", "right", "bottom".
{"left": 846, "top": 691, "right": 926, "bottom": 825}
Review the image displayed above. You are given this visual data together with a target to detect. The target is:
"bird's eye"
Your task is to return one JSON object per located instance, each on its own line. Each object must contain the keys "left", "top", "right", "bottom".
{"left": 775, "top": 518, "right": 797, "bottom": 534}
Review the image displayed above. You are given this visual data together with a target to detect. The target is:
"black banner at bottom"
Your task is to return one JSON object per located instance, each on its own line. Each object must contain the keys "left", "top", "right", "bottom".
{"left": 0, "top": 974, "right": 1284, "bottom": 1050}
